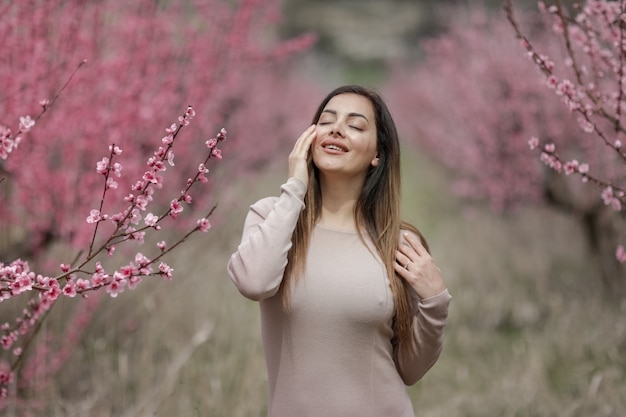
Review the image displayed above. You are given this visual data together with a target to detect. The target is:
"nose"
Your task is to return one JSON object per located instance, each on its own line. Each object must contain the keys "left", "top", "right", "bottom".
{"left": 329, "top": 120, "right": 344, "bottom": 137}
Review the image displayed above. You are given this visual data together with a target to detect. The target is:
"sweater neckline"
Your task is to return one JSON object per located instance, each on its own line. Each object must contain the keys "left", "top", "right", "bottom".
{"left": 315, "top": 224, "right": 359, "bottom": 235}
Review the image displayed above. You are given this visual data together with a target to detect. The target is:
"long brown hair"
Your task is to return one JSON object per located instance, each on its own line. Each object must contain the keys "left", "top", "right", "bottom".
{"left": 282, "top": 85, "right": 428, "bottom": 354}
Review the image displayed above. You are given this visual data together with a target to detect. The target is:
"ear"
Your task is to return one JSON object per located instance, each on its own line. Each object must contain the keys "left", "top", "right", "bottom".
{"left": 371, "top": 155, "right": 380, "bottom": 167}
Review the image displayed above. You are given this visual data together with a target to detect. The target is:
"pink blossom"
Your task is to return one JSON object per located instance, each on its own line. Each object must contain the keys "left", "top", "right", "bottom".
{"left": 601, "top": 186, "right": 622, "bottom": 211}
{"left": 616, "top": 245, "right": 626, "bottom": 263}
{"left": 120, "top": 263, "right": 138, "bottom": 278}
{"left": 107, "top": 246, "right": 116, "bottom": 256}
{"left": 157, "top": 240, "right": 167, "bottom": 251}
{"left": 198, "top": 163, "right": 209, "bottom": 173}
{"left": 577, "top": 117, "right": 594, "bottom": 133}
{"left": 555, "top": 79, "right": 574, "bottom": 97}
{"left": 159, "top": 262, "right": 173, "bottom": 280}
{"left": 167, "top": 150, "right": 175, "bottom": 166}
{"left": 60, "top": 263, "right": 71, "bottom": 272}
{"left": 62, "top": 281, "right": 77, "bottom": 298}
{"left": 112, "top": 162, "right": 122, "bottom": 177}
{"left": 129, "top": 209, "right": 141, "bottom": 225}
{"left": 47, "top": 283, "right": 62, "bottom": 301}
{"left": 86, "top": 209, "right": 101, "bottom": 224}
{"left": 109, "top": 144, "right": 122, "bottom": 155}
{"left": 153, "top": 160, "right": 166, "bottom": 171}
{"left": 142, "top": 171, "right": 158, "bottom": 184}
{"left": 197, "top": 218, "right": 211, "bottom": 232}
{"left": 134, "top": 252, "right": 151, "bottom": 269}
{"left": 154, "top": 146, "right": 167, "bottom": 158}
{"left": 128, "top": 275, "right": 142, "bottom": 290}
{"left": 75, "top": 279, "right": 90, "bottom": 292}
{"left": 563, "top": 160, "right": 579, "bottom": 175}
{"left": 615, "top": 140, "right": 622, "bottom": 149}
{"left": 170, "top": 199, "right": 183, "bottom": 218}
{"left": 206, "top": 138, "right": 218, "bottom": 149}
{"left": 132, "top": 180, "right": 145, "bottom": 191}
{"left": 178, "top": 115, "right": 190, "bottom": 126}
{"left": 539, "top": 152, "right": 562, "bottom": 172}
{"left": 18, "top": 115, "right": 35, "bottom": 132}
{"left": 135, "top": 195, "right": 149, "bottom": 211}
{"left": 128, "top": 229, "right": 146, "bottom": 243}
{"left": 106, "top": 279, "right": 126, "bottom": 298}
{"left": 96, "top": 157, "right": 109, "bottom": 175}
{"left": 544, "top": 143, "right": 555, "bottom": 153}
{"left": 183, "top": 194, "right": 192, "bottom": 204}
{"left": 211, "top": 148, "right": 223, "bottom": 159}
{"left": 144, "top": 213, "right": 159, "bottom": 227}
{"left": 528, "top": 136, "right": 539, "bottom": 150}
{"left": 197, "top": 172, "right": 209, "bottom": 183}
{"left": 1, "top": 335, "right": 14, "bottom": 350}
{"left": 106, "top": 177, "right": 118, "bottom": 190}
{"left": 165, "top": 123, "right": 177, "bottom": 134}
{"left": 91, "top": 271, "right": 109, "bottom": 287}
{"left": 578, "top": 163, "right": 589, "bottom": 174}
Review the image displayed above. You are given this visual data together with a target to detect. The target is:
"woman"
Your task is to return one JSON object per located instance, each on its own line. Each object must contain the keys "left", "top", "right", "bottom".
{"left": 227, "top": 85, "right": 451, "bottom": 417}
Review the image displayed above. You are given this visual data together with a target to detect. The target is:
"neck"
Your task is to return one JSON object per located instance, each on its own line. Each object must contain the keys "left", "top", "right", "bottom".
{"left": 317, "top": 172, "right": 364, "bottom": 231}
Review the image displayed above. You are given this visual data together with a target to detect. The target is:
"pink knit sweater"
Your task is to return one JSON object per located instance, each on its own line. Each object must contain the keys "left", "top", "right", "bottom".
{"left": 228, "top": 178, "right": 451, "bottom": 417}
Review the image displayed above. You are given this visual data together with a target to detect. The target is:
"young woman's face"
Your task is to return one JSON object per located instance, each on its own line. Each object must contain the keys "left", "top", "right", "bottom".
{"left": 313, "top": 93, "right": 379, "bottom": 179}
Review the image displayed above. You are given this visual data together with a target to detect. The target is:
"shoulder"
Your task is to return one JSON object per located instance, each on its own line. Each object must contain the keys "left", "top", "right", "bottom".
{"left": 400, "top": 221, "right": 429, "bottom": 253}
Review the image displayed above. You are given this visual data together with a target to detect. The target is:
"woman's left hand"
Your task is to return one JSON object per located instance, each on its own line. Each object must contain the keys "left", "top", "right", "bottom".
{"left": 394, "top": 232, "right": 447, "bottom": 300}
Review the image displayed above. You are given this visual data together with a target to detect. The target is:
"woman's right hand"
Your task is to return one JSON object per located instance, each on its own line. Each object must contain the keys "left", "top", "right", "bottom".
{"left": 288, "top": 124, "right": 317, "bottom": 184}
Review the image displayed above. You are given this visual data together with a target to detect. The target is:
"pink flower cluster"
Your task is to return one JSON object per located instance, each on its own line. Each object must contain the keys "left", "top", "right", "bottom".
{"left": 601, "top": 186, "right": 623, "bottom": 211}
{"left": 0, "top": 260, "right": 62, "bottom": 353}
{"left": 0, "top": 362, "right": 12, "bottom": 399}
{"left": 1, "top": 95, "right": 53, "bottom": 160}
{"left": 0, "top": 116, "right": 32, "bottom": 160}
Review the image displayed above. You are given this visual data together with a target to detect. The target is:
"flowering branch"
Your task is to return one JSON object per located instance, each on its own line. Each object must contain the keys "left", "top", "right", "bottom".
{"left": 0, "top": 105, "right": 227, "bottom": 400}
{"left": 0, "top": 60, "right": 85, "bottom": 162}
{"left": 506, "top": 0, "right": 626, "bottom": 264}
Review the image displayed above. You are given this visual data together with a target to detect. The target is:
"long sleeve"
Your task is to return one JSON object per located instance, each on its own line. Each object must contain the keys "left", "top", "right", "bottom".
{"left": 227, "top": 177, "right": 307, "bottom": 301}
{"left": 394, "top": 288, "right": 452, "bottom": 385}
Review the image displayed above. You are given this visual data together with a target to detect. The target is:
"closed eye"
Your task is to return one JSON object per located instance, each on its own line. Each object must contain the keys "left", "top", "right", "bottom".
{"left": 350, "top": 126, "right": 363, "bottom": 131}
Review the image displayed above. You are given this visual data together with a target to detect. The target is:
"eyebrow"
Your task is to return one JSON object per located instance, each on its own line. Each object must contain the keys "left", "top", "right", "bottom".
{"left": 321, "top": 109, "right": 369, "bottom": 122}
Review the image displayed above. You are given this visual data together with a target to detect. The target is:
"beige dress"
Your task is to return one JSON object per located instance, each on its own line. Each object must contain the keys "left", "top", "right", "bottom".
{"left": 228, "top": 178, "right": 451, "bottom": 417}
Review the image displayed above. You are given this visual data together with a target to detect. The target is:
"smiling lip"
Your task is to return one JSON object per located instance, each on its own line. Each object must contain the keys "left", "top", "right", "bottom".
{"left": 320, "top": 139, "right": 348, "bottom": 153}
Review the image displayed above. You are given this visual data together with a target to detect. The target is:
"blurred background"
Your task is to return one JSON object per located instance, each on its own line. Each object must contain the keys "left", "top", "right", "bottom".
{"left": 1, "top": 0, "right": 625, "bottom": 416}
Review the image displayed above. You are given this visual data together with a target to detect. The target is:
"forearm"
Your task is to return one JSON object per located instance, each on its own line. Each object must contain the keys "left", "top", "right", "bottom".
{"left": 227, "top": 177, "right": 306, "bottom": 301}
{"left": 396, "top": 289, "right": 452, "bottom": 385}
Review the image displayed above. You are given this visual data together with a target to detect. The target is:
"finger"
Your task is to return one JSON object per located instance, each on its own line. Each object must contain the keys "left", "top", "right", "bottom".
{"left": 393, "top": 261, "right": 409, "bottom": 277}
{"left": 395, "top": 250, "right": 412, "bottom": 270}
{"left": 396, "top": 242, "right": 414, "bottom": 260}
{"left": 402, "top": 232, "right": 426, "bottom": 257}
{"left": 292, "top": 125, "right": 316, "bottom": 154}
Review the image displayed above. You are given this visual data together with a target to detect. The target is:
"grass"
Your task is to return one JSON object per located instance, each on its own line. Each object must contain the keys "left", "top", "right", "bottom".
{"left": 3, "top": 144, "right": 626, "bottom": 416}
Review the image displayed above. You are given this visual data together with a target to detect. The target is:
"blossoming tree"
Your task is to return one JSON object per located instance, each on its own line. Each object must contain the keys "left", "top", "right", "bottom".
{"left": 0, "top": 0, "right": 316, "bottom": 257}
{"left": 385, "top": 2, "right": 625, "bottom": 289}
{"left": 0, "top": 0, "right": 319, "bottom": 408}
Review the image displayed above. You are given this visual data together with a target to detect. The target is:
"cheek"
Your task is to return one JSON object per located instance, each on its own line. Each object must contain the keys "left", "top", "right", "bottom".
{"left": 314, "top": 125, "right": 327, "bottom": 136}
